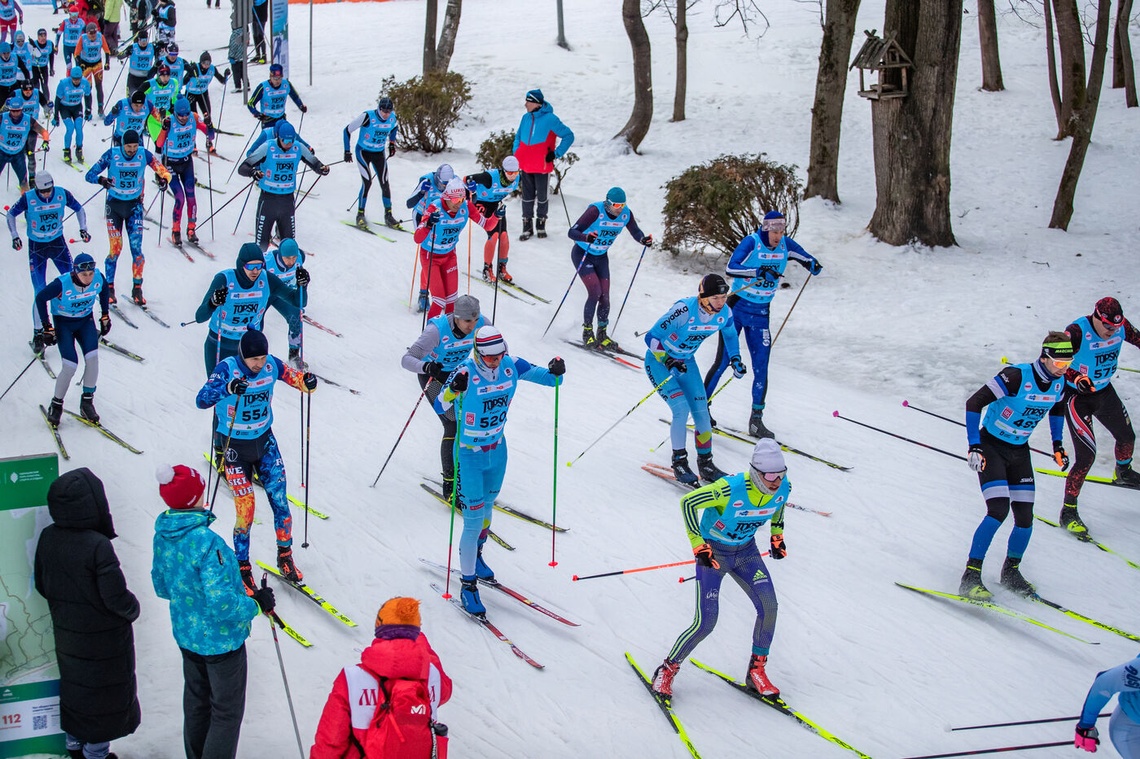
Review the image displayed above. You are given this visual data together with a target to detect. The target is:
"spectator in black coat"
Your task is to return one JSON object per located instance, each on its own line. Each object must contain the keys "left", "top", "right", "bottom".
{"left": 34, "top": 467, "right": 141, "bottom": 759}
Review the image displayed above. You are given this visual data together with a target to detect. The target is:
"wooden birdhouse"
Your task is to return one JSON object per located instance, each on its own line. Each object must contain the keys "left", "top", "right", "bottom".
{"left": 850, "top": 30, "right": 912, "bottom": 100}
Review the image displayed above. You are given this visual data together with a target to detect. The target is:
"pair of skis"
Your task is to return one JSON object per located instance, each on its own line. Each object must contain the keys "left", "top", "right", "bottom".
{"left": 665, "top": 419, "right": 852, "bottom": 472}
{"left": 424, "top": 477, "right": 568, "bottom": 533}
{"left": 39, "top": 405, "right": 144, "bottom": 460}
{"left": 640, "top": 462, "right": 832, "bottom": 517}
{"left": 565, "top": 339, "right": 641, "bottom": 371}
{"left": 419, "top": 482, "right": 514, "bottom": 551}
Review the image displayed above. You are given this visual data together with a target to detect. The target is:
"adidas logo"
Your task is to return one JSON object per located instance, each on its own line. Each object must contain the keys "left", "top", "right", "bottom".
{"left": 752, "top": 569, "right": 767, "bottom": 583}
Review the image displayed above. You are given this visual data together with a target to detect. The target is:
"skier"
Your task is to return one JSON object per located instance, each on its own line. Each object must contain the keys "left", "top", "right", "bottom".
{"left": 11, "top": 30, "right": 31, "bottom": 77}
{"left": 155, "top": 96, "right": 214, "bottom": 246}
{"left": 650, "top": 437, "right": 790, "bottom": 700}
{"left": 413, "top": 176, "right": 499, "bottom": 318}
{"left": 250, "top": 0, "right": 266, "bottom": 63}
{"left": 958, "top": 332, "right": 1074, "bottom": 600}
{"left": 400, "top": 294, "right": 486, "bottom": 499}
{"left": 466, "top": 155, "right": 520, "bottom": 284}
{"left": 440, "top": 325, "right": 564, "bottom": 614}
{"left": 704, "top": 210, "right": 822, "bottom": 439}
{"left": 0, "top": 96, "right": 50, "bottom": 192}
{"left": 194, "top": 242, "right": 307, "bottom": 376}
{"left": 236, "top": 119, "right": 329, "bottom": 252}
{"left": 646, "top": 274, "right": 744, "bottom": 485}
{"left": 262, "top": 237, "right": 307, "bottom": 368}
{"left": 85, "top": 127, "right": 171, "bottom": 305}
{"left": 405, "top": 162, "right": 453, "bottom": 210}
{"left": 195, "top": 328, "right": 317, "bottom": 591}
{"left": 18, "top": 76, "right": 51, "bottom": 184}
{"left": 0, "top": 0, "right": 21, "bottom": 44}
{"left": 33, "top": 252, "right": 110, "bottom": 425}
{"left": 29, "top": 28, "right": 55, "bottom": 102}
{"left": 7, "top": 171, "right": 91, "bottom": 343}
{"left": 226, "top": 25, "right": 243, "bottom": 92}
{"left": 103, "top": 87, "right": 153, "bottom": 147}
{"left": 246, "top": 63, "right": 306, "bottom": 130}
{"left": 1059, "top": 297, "right": 1140, "bottom": 536}
{"left": 56, "top": 5, "right": 84, "bottom": 69}
{"left": 183, "top": 50, "right": 228, "bottom": 127}
{"left": 156, "top": 41, "right": 186, "bottom": 86}
{"left": 343, "top": 94, "right": 398, "bottom": 229}
{"left": 119, "top": 27, "right": 153, "bottom": 97}
{"left": 141, "top": 63, "right": 179, "bottom": 139}
{"left": 567, "top": 186, "right": 653, "bottom": 349}
{"left": 512, "top": 88, "right": 573, "bottom": 241}
{"left": 153, "top": 0, "right": 175, "bottom": 51}
{"left": 53, "top": 65, "right": 90, "bottom": 163}
{"left": 1074, "top": 654, "right": 1140, "bottom": 758}
{"left": 73, "top": 21, "right": 108, "bottom": 117}
{"left": 0, "top": 40, "right": 28, "bottom": 107}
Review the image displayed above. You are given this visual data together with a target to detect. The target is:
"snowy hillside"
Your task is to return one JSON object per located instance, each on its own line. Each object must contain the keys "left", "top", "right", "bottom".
{"left": 4, "top": 0, "right": 1140, "bottom": 757}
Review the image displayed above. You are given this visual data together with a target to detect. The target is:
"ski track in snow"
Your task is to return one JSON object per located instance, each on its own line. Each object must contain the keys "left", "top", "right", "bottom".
{"left": 3, "top": 1, "right": 1140, "bottom": 757}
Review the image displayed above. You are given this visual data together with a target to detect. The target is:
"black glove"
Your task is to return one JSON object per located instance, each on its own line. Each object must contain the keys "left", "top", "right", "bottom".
{"left": 253, "top": 581, "right": 275, "bottom": 614}
{"left": 495, "top": 205, "right": 506, "bottom": 218}
{"left": 302, "top": 372, "right": 317, "bottom": 390}
{"left": 1073, "top": 373, "right": 1095, "bottom": 395}
{"left": 809, "top": 260, "right": 823, "bottom": 276}
{"left": 316, "top": 163, "right": 330, "bottom": 176}
{"left": 224, "top": 68, "right": 231, "bottom": 80}
{"left": 84, "top": 109, "right": 92, "bottom": 122}
{"left": 548, "top": 356, "right": 565, "bottom": 376}
{"left": 757, "top": 267, "right": 780, "bottom": 284}
{"left": 80, "top": 229, "right": 91, "bottom": 243}
{"left": 98, "top": 176, "right": 115, "bottom": 189}
{"left": 12, "top": 236, "right": 21, "bottom": 250}
{"left": 294, "top": 266, "right": 310, "bottom": 288}
{"left": 770, "top": 533, "right": 787, "bottom": 560}
{"left": 343, "top": 150, "right": 351, "bottom": 163}
{"left": 41, "top": 324, "right": 56, "bottom": 346}
{"left": 545, "top": 148, "right": 555, "bottom": 162}
{"left": 226, "top": 376, "right": 249, "bottom": 395}
{"left": 967, "top": 444, "right": 986, "bottom": 473}
{"left": 729, "top": 355, "right": 747, "bottom": 379}
{"left": 449, "top": 371, "right": 468, "bottom": 393}
{"left": 424, "top": 210, "right": 440, "bottom": 228}
{"left": 1053, "top": 440, "right": 1070, "bottom": 472}
{"left": 423, "top": 360, "right": 449, "bottom": 384}
{"left": 99, "top": 313, "right": 111, "bottom": 336}
{"left": 52, "top": 116, "right": 59, "bottom": 127}
{"left": 664, "top": 355, "right": 686, "bottom": 374}
{"left": 251, "top": 169, "right": 265, "bottom": 180}
{"left": 693, "top": 543, "right": 719, "bottom": 569}
{"left": 210, "top": 287, "right": 227, "bottom": 307}
{"left": 585, "top": 231, "right": 598, "bottom": 243}
{"left": 299, "top": 104, "right": 308, "bottom": 113}
{"left": 156, "top": 176, "right": 168, "bottom": 191}
{"left": 642, "top": 234, "right": 653, "bottom": 248}
{"left": 388, "top": 142, "right": 395, "bottom": 157}
{"left": 161, "top": 116, "right": 170, "bottom": 132}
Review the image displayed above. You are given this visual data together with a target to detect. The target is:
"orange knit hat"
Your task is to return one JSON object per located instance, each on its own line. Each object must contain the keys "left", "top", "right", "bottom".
{"left": 376, "top": 597, "right": 421, "bottom": 629}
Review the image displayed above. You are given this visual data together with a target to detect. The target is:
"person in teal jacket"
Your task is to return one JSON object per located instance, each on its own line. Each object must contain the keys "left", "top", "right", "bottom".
{"left": 511, "top": 88, "right": 573, "bottom": 241}
{"left": 151, "top": 463, "right": 275, "bottom": 759}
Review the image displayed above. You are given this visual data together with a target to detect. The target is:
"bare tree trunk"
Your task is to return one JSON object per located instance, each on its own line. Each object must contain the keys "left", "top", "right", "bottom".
{"left": 1113, "top": 0, "right": 1137, "bottom": 106}
{"left": 1050, "top": 0, "right": 1112, "bottom": 229}
{"left": 433, "top": 0, "right": 463, "bottom": 73}
{"left": 978, "top": 0, "right": 1004, "bottom": 91}
{"left": 1054, "top": 0, "right": 1086, "bottom": 139}
{"left": 1045, "top": 0, "right": 1064, "bottom": 132}
{"left": 615, "top": 0, "right": 653, "bottom": 152}
{"left": 423, "top": 0, "right": 438, "bottom": 74}
{"left": 805, "top": 0, "right": 862, "bottom": 202}
{"left": 868, "top": 0, "right": 963, "bottom": 248}
{"left": 672, "top": 0, "right": 688, "bottom": 122}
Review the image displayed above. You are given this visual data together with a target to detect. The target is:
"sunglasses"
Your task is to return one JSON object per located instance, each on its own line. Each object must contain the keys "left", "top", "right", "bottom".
{"left": 764, "top": 220, "right": 787, "bottom": 232}
{"left": 607, "top": 202, "right": 625, "bottom": 211}
{"left": 243, "top": 262, "right": 264, "bottom": 272}
{"left": 757, "top": 469, "right": 786, "bottom": 484}
{"left": 1050, "top": 358, "right": 1073, "bottom": 368}
{"left": 75, "top": 261, "right": 97, "bottom": 273}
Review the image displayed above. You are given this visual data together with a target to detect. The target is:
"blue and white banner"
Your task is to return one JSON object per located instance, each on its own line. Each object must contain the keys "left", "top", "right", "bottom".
{"left": 270, "top": 0, "right": 289, "bottom": 79}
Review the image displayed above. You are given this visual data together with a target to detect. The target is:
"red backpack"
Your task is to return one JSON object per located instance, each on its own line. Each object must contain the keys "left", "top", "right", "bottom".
{"left": 348, "top": 674, "right": 448, "bottom": 759}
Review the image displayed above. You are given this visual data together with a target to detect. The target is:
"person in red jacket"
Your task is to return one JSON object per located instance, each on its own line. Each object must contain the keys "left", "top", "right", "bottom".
{"left": 310, "top": 597, "right": 452, "bottom": 759}
{"left": 511, "top": 87, "right": 573, "bottom": 242}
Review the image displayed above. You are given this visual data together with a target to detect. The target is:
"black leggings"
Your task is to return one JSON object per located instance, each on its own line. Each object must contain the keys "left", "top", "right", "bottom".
{"left": 1064, "top": 383, "right": 1136, "bottom": 504}
{"left": 254, "top": 191, "right": 295, "bottom": 251}
{"left": 570, "top": 246, "right": 610, "bottom": 326}
{"left": 418, "top": 373, "right": 457, "bottom": 481}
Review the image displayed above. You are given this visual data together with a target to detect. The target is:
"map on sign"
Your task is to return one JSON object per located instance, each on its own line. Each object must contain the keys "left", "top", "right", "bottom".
{"left": 0, "top": 507, "right": 57, "bottom": 687}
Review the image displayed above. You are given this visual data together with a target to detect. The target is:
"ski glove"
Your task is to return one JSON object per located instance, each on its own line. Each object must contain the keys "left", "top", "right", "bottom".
{"left": 770, "top": 533, "right": 787, "bottom": 560}
{"left": 548, "top": 356, "right": 566, "bottom": 376}
{"left": 693, "top": 543, "right": 720, "bottom": 570}
{"left": 316, "top": 163, "right": 330, "bottom": 176}
{"left": 302, "top": 372, "right": 317, "bottom": 391}
{"left": 253, "top": 582, "right": 276, "bottom": 614}
{"left": 251, "top": 169, "right": 265, "bottom": 180}
{"left": 299, "top": 104, "right": 308, "bottom": 113}
{"left": 1073, "top": 373, "right": 1095, "bottom": 395}
{"left": 757, "top": 267, "right": 780, "bottom": 284}
{"left": 99, "top": 314, "right": 111, "bottom": 336}
{"left": 1053, "top": 440, "right": 1070, "bottom": 472}
{"left": 80, "top": 229, "right": 91, "bottom": 242}
{"left": 41, "top": 324, "right": 56, "bottom": 346}
{"left": 98, "top": 176, "right": 115, "bottom": 189}
{"left": 423, "top": 361, "right": 450, "bottom": 384}
{"left": 210, "top": 287, "right": 227, "bottom": 307}
{"left": 388, "top": 142, "right": 395, "bottom": 157}
{"left": 449, "top": 371, "right": 469, "bottom": 393}
{"left": 664, "top": 355, "right": 687, "bottom": 374}
{"left": 343, "top": 150, "right": 351, "bottom": 164}
{"left": 84, "top": 109, "right": 91, "bottom": 121}
{"left": 156, "top": 176, "right": 169, "bottom": 191}
{"left": 495, "top": 205, "right": 506, "bottom": 218}
{"left": 424, "top": 210, "right": 440, "bottom": 228}
{"left": 1074, "top": 725, "right": 1099, "bottom": 752}
{"left": 161, "top": 117, "right": 170, "bottom": 133}
{"left": 295, "top": 266, "right": 310, "bottom": 288}
{"left": 641, "top": 235, "right": 653, "bottom": 248}
{"left": 967, "top": 444, "right": 986, "bottom": 473}
{"left": 585, "top": 231, "right": 598, "bottom": 243}
{"left": 729, "top": 356, "right": 747, "bottom": 379}
{"left": 226, "top": 376, "right": 249, "bottom": 395}
{"left": 809, "top": 260, "right": 823, "bottom": 276}
{"left": 11, "top": 236, "right": 21, "bottom": 250}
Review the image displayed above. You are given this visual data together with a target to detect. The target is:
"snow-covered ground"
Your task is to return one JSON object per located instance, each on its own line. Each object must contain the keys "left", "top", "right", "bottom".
{"left": 4, "top": 0, "right": 1140, "bottom": 756}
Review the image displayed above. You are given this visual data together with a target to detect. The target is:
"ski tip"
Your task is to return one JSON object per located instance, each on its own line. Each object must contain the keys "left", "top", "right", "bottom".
{"left": 901, "top": 399, "right": 909, "bottom": 407}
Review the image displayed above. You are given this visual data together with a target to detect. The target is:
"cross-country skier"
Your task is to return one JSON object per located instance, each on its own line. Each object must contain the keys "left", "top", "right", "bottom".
{"left": 141, "top": 63, "right": 179, "bottom": 139}
{"left": 11, "top": 30, "right": 30, "bottom": 73}
{"left": 958, "top": 332, "right": 1074, "bottom": 600}
{"left": 440, "top": 325, "right": 564, "bottom": 614}
{"left": 401, "top": 294, "right": 485, "bottom": 499}
{"left": 250, "top": 0, "right": 266, "bottom": 62}
{"left": 1074, "top": 654, "right": 1140, "bottom": 758}
{"left": 1058, "top": 297, "right": 1140, "bottom": 536}
{"left": 0, "top": 95, "right": 49, "bottom": 191}
{"left": 262, "top": 237, "right": 307, "bottom": 368}
{"left": 153, "top": 0, "right": 176, "bottom": 51}
{"left": 53, "top": 65, "right": 90, "bottom": 163}
{"left": 246, "top": 63, "right": 305, "bottom": 130}
{"left": 155, "top": 97, "right": 214, "bottom": 246}
{"left": 16, "top": 77, "right": 50, "bottom": 184}
{"left": 237, "top": 119, "right": 328, "bottom": 252}
{"left": 344, "top": 94, "right": 398, "bottom": 229}
{"left": 85, "top": 128, "right": 171, "bottom": 305}
{"left": 413, "top": 177, "right": 499, "bottom": 319}
{"left": 103, "top": 87, "right": 154, "bottom": 147}
{"left": 195, "top": 328, "right": 317, "bottom": 592}
{"left": 0, "top": 41, "right": 28, "bottom": 110}
{"left": 157, "top": 42, "right": 186, "bottom": 86}
{"left": 646, "top": 274, "right": 744, "bottom": 485}
{"left": 119, "top": 28, "right": 153, "bottom": 97}
{"left": 33, "top": 252, "right": 110, "bottom": 425}
{"left": 194, "top": 242, "right": 307, "bottom": 376}
{"left": 29, "top": 28, "right": 55, "bottom": 103}
{"left": 183, "top": 51, "right": 228, "bottom": 127}
{"left": 512, "top": 88, "right": 573, "bottom": 241}
{"left": 7, "top": 171, "right": 91, "bottom": 343}
{"left": 703, "top": 210, "right": 822, "bottom": 439}
{"left": 650, "top": 437, "right": 789, "bottom": 700}
{"left": 567, "top": 187, "right": 653, "bottom": 349}
{"left": 405, "top": 162, "right": 452, "bottom": 210}
{"left": 73, "top": 22, "right": 109, "bottom": 117}
{"left": 0, "top": 0, "right": 21, "bottom": 44}
{"left": 466, "top": 155, "right": 520, "bottom": 284}
{"left": 55, "top": 6, "right": 83, "bottom": 69}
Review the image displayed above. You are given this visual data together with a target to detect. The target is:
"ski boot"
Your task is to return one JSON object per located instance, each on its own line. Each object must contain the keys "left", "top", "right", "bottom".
{"left": 237, "top": 560, "right": 256, "bottom": 596}
{"left": 671, "top": 449, "right": 698, "bottom": 486}
{"left": 277, "top": 546, "right": 303, "bottom": 582}
{"left": 697, "top": 452, "right": 728, "bottom": 483}
{"left": 384, "top": 209, "right": 399, "bottom": 228}
{"left": 746, "top": 654, "right": 780, "bottom": 697}
{"left": 535, "top": 216, "right": 548, "bottom": 239}
{"left": 79, "top": 392, "right": 99, "bottom": 423}
{"left": 958, "top": 560, "right": 992, "bottom": 600}
{"left": 651, "top": 659, "right": 680, "bottom": 698}
{"left": 460, "top": 575, "right": 485, "bottom": 615}
{"left": 1000, "top": 557, "right": 1035, "bottom": 596}
{"left": 496, "top": 261, "right": 514, "bottom": 284}
{"left": 75, "top": 146, "right": 84, "bottom": 163}
{"left": 62, "top": 147, "right": 71, "bottom": 163}
{"left": 32, "top": 328, "right": 46, "bottom": 355}
{"left": 597, "top": 323, "right": 618, "bottom": 350}
{"left": 97, "top": 108, "right": 104, "bottom": 120}
{"left": 171, "top": 225, "right": 182, "bottom": 247}
{"left": 355, "top": 209, "right": 368, "bottom": 230}
{"left": 1115, "top": 464, "right": 1140, "bottom": 489}
{"left": 131, "top": 283, "right": 146, "bottom": 306}
{"left": 1060, "top": 504, "right": 1089, "bottom": 539}
{"left": 582, "top": 323, "right": 596, "bottom": 348}
{"left": 482, "top": 263, "right": 496, "bottom": 283}
{"left": 441, "top": 474, "right": 455, "bottom": 502}
{"left": 206, "top": 140, "right": 217, "bottom": 154}
{"left": 474, "top": 540, "right": 495, "bottom": 580}
{"left": 416, "top": 289, "right": 429, "bottom": 313}
{"left": 187, "top": 222, "right": 199, "bottom": 245}
{"left": 106, "top": 282, "right": 117, "bottom": 304}
{"left": 519, "top": 217, "right": 534, "bottom": 241}
{"left": 287, "top": 346, "right": 307, "bottom": 370}
{"left": 749, "top": 408, "right": 775, "bottom": 439}
{"left": 45, "top": 397, "right": 63, "bottom": 427}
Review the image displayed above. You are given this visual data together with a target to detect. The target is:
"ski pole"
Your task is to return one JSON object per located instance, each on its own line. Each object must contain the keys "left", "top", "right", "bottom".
{"left": 491, "top": 272, "right": 500, "bottom": 323}
{"left": 154, "top": 178, "right": 166, "bottom": 247}
{"left": 421, "top": 222, "right": 437, "bottom": 330}
{"left": 652, "top": 376, "right": 734, "bottom": 453}
{"left": 293, "top": 168, "right": 327, "bottom": 212}
{"left": 206, "top": 395, "right": 240, "bottom": 513}
{"left": 63, "top": 186, "right": 105, "bottom": 224}
{"left": 408, "top": 243, "right": 420, "bottom": 310}
{"left": 949, "top": 713, "right": 1110, "bottom": 732}
{"left": 107, "top": 52, "right": 128, "bottom": 98}
{"left": 541, "top": 253, "right": 587, "bottom": 338}
{"left": 572, "top": 558, "right": 695, "bottom": 581}
{"left": 301, "top": 389, "right": 312, "bottom": 548}
{"left": 557, "top": 175, "right": 572, "bottom": 226}
{"left": 567, "top": 375, "right": 671, "bottom": 466}
{"left": 899, "top": 741, "right": 1071, "bottom": 759}
{"left": 832, "top": 410, "right": 965, "bottom": 461}
{"left": 263, "top": 581, "right": 305, "bottom": 759}
{"left": 901, "top": 399, "right": 1054, "bottom": 459}
{"left": 215, "top": 81, "right": 229, "bottom": 145}
{"left": 771, "top": 274, "right": 812, "bottom": 345}
{"left": 442, "top": 389, "right": 464, "bottom": 599}
{"left": 206, "top": 142, "right": 215, "bottom": 239}
{"left": 549, "top": 378, "right": 561, "bottom": 567}
{"left": 226, "top": 127, "right": 256, "bottom": 183}
{"left": 370, "top": 388, "right": 427, "bottom": 487}
{"left": 610, "top": 244, "right": 647, "bottom": 336}
{"left": 466, "top": 222, "right": 471, "bottom": 295}
{"left": 196, "top": 178, "right": 254, "bottom": 228}
{"left": 298, "top": 283, "right": 310, "bottom": 548}
{"left": 293, "top": 112, "right": 307, "bottom": 195}
{"left": 0, "top": 356, "right": 38, "bottom": 404}
{"left": 232, "top": 180, "right": 255, "bottom": 236}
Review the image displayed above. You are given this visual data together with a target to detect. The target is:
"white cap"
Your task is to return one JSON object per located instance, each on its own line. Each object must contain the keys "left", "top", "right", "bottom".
{"left": 502, "top": 155, "right": 519, "bottom": 172}
{"left": 750, "top": 438, "right": 785, "bottom": 474}
{"left": 474, "top": 325, "right": 506, "bottom": 356}
{"left": 442, "top": 177, "right": 466, "bottom": 200}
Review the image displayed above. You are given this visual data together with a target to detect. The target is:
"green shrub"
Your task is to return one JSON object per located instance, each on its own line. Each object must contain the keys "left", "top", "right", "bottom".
{"left": 379, "top": 72, "right": 472, "bottom": 154}
{"left": 662, "top": 154, "right": 801, "bottom": 257}
{"left": 475, "top": 130, "right": 515, "bottom": 169}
